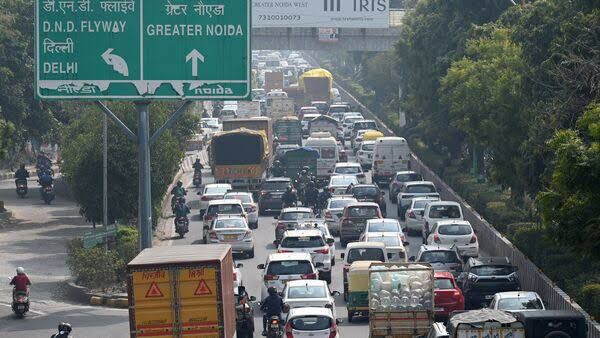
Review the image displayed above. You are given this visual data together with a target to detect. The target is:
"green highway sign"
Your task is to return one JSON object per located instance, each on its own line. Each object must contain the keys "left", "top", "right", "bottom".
{"left": 35, "top": 0, "right": 250, "bottom": 100}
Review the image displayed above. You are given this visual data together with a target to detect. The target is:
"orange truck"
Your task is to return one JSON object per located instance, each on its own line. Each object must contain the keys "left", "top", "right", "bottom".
{"left": 126, "top": 245, "right": 235, "bottom": 338}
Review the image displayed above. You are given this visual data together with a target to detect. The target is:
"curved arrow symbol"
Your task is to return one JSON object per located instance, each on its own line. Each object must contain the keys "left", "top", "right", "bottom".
{"left": 101, "top": 48, "right": 129, "bottom": 77}
{"left": 186, "top": 49, "right": 205, "bottom": 77}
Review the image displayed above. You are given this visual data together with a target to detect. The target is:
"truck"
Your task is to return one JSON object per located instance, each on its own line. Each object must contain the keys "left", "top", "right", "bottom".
{"left": 265, "top": 90, "right": 295, "bottom": 119}
{"left": 273, "top": 116, "right": 302, "bottom": 146}
{"left": 368, "top": 262, "right": 434, "bottom": 338}
{"left": 445, "top": 309, "right": 525, "bottom": 338}
{"left": 264, "top": 71, "right": 284, "bottom": 93}
{"left": 126, "top": 244, "right": 235, "bottom": 338}
{"left": 236, "top": 101, "right": 261, "bottom": 119}
{"left": 299, "top": 68, "right": 333, "bottom": 106}
{"left": 210, "top": 128, "right": 269, "bottom": 192}
{"left": 222, "top": 117, "right": 273, "bottom": 158}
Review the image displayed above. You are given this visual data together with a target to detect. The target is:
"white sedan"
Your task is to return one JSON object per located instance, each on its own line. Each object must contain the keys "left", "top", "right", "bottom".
{"left": 224, "top": 191, "right": 258, "bottom": 229}
{"left": 323, "top": 196, "right": 357, "bottom": 234}
{"left": 333, "top": 162, "right": 366, "bottom": 184}
{"left": 285, "top": 308, "right": 341, "bottom": 338}
{"left": 282, "top": 280, "right": 340, "bottom": 318}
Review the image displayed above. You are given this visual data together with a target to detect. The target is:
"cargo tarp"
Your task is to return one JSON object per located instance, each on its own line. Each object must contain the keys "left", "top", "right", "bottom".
{"left": 211, "top": 128, "right": 268, "bottom": 166}
{"left": 299, "top": 68, "right": 333, "bottom": 89}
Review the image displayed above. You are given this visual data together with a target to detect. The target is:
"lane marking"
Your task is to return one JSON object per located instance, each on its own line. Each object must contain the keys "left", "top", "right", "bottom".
{"left": 0, "top": 302, "right": 47, "bottom": 315}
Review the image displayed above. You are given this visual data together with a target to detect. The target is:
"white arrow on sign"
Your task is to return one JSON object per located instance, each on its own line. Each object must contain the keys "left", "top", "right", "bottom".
{"left": 101, "top": 48, "right": 129, "bottom": 77}
{"left": 186, "top": 49, "right": 205, "bottom": 77}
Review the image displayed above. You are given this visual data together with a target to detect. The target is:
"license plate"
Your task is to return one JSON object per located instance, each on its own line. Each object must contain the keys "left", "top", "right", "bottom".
{"left": 434, "top": 307, "right": 443, "bottom": 311}
{"left": 225, "top": 234, "right": 238, "bottom": 240}
{"left": 485, "top": 295, "right": 493, "bottom": 300}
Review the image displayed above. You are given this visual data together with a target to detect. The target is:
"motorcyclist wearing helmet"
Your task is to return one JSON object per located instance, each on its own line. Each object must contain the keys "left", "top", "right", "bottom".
{"left": 173, "top": 197, "right": 190, "bottom": 225}
{"left": 171, "top": 181, "right": 187, "bottom": 209}
{"left": 38, "top": 169, "right": 53, "bottom": 188}
{"left": 271, "top": 160, "right": 284, "bottom": 177}
{"left": 260, "top": 287, "right": 283, "bottom": 336}
{"left": 51, "top": 322, "right": 73, "bottom": 338}
{"left": 192, "top": 159, "right": 204, "bottom": 173}
{"left": 281, "top": 185, "right": 297, "bottom": 208}
{"left": 14, "top": 164, "right": 29, "bottom": 184}
{"left": 304, "top": 181, "right": 319, "bottom": 208}
{"left": 318, "top": 187, "right": 333, "bottom": 210}
{"left": 10, "top": 267, "right": 31, "bottom": 297}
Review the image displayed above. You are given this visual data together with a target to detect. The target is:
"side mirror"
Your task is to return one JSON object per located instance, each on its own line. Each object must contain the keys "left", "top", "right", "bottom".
{"left": 403, "top": 242, "right": 410, "bottom": 246}
{"left": 257, "top": 264, "right": 265, "bottom": 270}
{"left": 250, "top": 296, "right": 256, "bottom": 302}
{"left": 273, "top": 240, "right": 280, "bottom": 246}
{"left": 203, "top": 225, "right": 209, "bottom": 230}
{"left": 340, "top": 253, "right": 345, "bottom": 259}
{"left": 326, "top": 238, "right": 335, "bottom": 245}
{"left": 331, "top": 291, "right": 341, "bottom": 297}
{"left": 336, "top": 319, "right": 343, "bottom": 325}
{"left": 315, "top": 263, "right": 324, "bottom": 268}
{"left": 236, "top": 263, "right": 244, "bottom": 268}
{"left": 408, "top": 256, "right": 416, "bottom": 262}
{"left": 419, "top": 210, "right": 424, "bottom": 216}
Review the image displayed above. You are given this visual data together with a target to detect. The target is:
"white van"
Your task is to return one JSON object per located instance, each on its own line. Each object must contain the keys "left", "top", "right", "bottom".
{"left": 219, "top": 105, "right": 237, "bottom": 121}
{"left": 372, "top": 137, "right": 411, "bottom": 185}
{"left": 304, "top": 134, "right": 338, "bottom": 181}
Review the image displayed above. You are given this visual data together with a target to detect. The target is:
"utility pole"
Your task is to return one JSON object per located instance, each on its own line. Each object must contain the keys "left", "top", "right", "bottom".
{"left": 103, "top": 113, "right": 108, "bottom": 230}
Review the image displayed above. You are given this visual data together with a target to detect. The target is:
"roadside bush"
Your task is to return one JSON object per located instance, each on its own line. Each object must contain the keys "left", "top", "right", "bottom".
{"left": 66, "top": 246, "right": 122, "bottom": 290}
{"left": 579, "top": 284, "right": 600, "bottom": 319}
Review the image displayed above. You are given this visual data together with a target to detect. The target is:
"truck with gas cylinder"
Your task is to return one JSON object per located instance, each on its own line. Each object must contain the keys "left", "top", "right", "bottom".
{"left": 126, "top": 245, "right": 235, "bottom": 338}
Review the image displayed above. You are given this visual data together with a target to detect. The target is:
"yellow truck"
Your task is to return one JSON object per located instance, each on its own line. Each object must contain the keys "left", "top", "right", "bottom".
{"left": 298, "top": 68, "right": 333, "bottom": 106}
{"left": 126, "top": 245, "right": 235, "bottom": 338}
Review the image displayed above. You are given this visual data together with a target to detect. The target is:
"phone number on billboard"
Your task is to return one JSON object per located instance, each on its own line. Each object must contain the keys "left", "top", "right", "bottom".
{"left": 257, "top": 14, "right": 301, "bottom": 21}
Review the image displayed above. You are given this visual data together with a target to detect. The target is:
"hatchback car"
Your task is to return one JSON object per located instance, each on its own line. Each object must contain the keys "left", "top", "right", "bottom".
{"left": 258, "top": 253, "right": 322, "bottom": 300}
{"left": 284, "top": 307, "right": 341, "bottom": 338}
{"left": 340, "top": 202, "right": 383, "bottom": 247}
{"left": 258, "top": 178, "right": 292, "bottom": 214}
{"left": 489, "top": 291, "right": 545, "bottom": 312}
{"left": 323, "top": 196, "right": 357, "bottom": 235}
{"left": 403, "top": 197, "right": 440, "bottom": 234}
{"left": 412, "top": 245, "right": 463, "bottom": 277}
{"left": 224, "top": 192, "right": 258, "bottom": 229}
{"left": 283, "top": 280, "right": 340, "bottom": 318}
{"left": 202, "top": 199, "right": 246, "bottom": 229}
{"left": 333, "top": 163, "right": 366, "bottom": 184}
{"left": 297, "top": 221, "right": 337, "bottom": 266}
{"left": 433, "top": 272, "right": 464, "bottom": 318}
{"left": 457, "top": 257, "right": 520, "bottom": 309}
{"left": 359, "top": 218, "right": 405, "bottom": 242}
{"left": 340, "top": 242, "right": 388, "bottom": 300}
{"left": 422, "top": 201, "right": 464, "bottom": 238}
{"left": 346, "top": 184, "right": 386, "bottom": 216}
{"left": 274, "top": 207, "right": 317, "bottom": 243}
{"left": 397, "top": 181, "right": 440, "bottom": 220}
{"left": 389, "top": 171, "right": 423, "bottom": 203}
{"left": 327, "top": 175, "right": 358, "bottom": 196}
{"left": 425, "top": 220, "right": 479, "bottom": 258}
{"left": 363, "top": 232, "right": 408, "bottom": 262}
{"left": 278, "top": 230, "right": 334, "bottom": 283}
{"left": 198, "top": 183, "right": 232, "bottom": 215}
{"left": 357, "top": 140, "right": 376, "bottom": 169}
{"left": 204, "top": 215, "right": 254, "bottom": 257}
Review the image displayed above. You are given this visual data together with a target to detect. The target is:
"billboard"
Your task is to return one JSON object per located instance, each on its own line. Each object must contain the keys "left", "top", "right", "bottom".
{"left": 253, "top": 0, "right": 390, "bottom": 28}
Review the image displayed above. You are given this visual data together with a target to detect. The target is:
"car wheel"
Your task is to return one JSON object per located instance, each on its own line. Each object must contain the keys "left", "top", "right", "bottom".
{"left": 247, "top": 248, "right": 254, "bottom": 258}
{"left": 258, "top": 207, "right": 265, "bottom": 216}
{"left": 343, "top": 285, "right": 348, "bottom": 302}
{"left": 331, "top": 257, "right": 335, "bottom": 266}
{"left": 347, "top": 311, "right": 354, "bottom": 323}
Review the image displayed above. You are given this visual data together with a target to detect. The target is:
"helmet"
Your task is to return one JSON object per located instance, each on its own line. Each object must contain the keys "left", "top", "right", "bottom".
{"left": 58, "top": 322, "right": 72, "bottom": 333}
{"left": 308, "top": 181, "right": 315, "bottom": 188}
{"left": 16, "top": 267, "right": 24, "bottom": 275}
{"left": 301, "top": 170, "right": 307, "bottom": 176}
{"left": 177, "top": 181, "right": 183, "bottom": 187}
{"left": 178, "top": 197, "right": 186, "bottom": 204}
{"left": 195, "top": 158, "right": 200, "bottom": 163}
{"left": 286, "top": 185, "right": 292, "bottom": 192}
{"left": 274, "top": 160, "right": 281, "bottom": 165}
{"left": 19, "top": 164, "right": 25, "bottom": 170}
{"left": 302, "top": 166, "right": 309, "bottom": 171}
{"left": 268, "top": 287, "right": 277, "bottom": 296}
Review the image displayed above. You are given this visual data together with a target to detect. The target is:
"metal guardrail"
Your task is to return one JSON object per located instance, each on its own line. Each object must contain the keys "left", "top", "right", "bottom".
{"left": 330, "top": 76, "right": 600, "bottom": 338}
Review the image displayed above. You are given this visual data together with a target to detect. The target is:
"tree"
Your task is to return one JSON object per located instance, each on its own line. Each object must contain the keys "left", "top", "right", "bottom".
{"left": 537, "top": 102, "right": 600, "bottom": 259}
{"left": 440, "top": 27, "right": 528, "bottom": 197}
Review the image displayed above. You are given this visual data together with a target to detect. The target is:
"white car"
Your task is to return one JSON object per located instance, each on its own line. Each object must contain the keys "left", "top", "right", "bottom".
{"left": 327, "top": 175, "right": 358, "bottom": 196}
{"left": 357, "top": 140, "right": 376, "bottom": 168}
{"left": 258, "top": 253, "right": 321, "bottom": 301}
{"left": 297, "top": 221, "right": 337, "bottom": 266}
{"left": 422, "top": 201, "right": 464, "bottom": 240}
{"left": 363, "top": 232, "right": 408, "bottom": 262}
{"left": 283, "top": 280, "right": 340, "bottom": 318}
{"left": 202, "top": 199, "right": 246, "bottom": 229}
{"left": 333, "top": 162, "right": 366, "bottom": 184}
{"left": 224, "top": 192, "right": 258, "bottom": 229}
{"left": 278, "top": 230, "right": 334, "bottom": 284}
{"left": 403, "top": 197, "right": 440, "bottom": 234}
{"left": 489, "top": 291, "right": 545, "bottom": 312}
{"left": 323, "top": 196, "right": 357, "bottom": 234}
{"left": 200, "top": 118, "right": 221, "bottom": 137}
{"left": 198, "top": 183, "right": 231, "bottom": 214}
{"left": 359, "top": 218, "right": 406, "bottom": 242}
{"left": 342, "top": 116, "right": 363, "bottom": 140}
{"left": 284, "top": 307, "right": 341, "bottom": 338}
{"left": 425, "top": 220, "right": 479, "bottom": 258}
{"left": 205, "top": 215, "right": 254, "bottom": 257}
{"left": 233, "top": 261, "right": 244, "bottom": 293}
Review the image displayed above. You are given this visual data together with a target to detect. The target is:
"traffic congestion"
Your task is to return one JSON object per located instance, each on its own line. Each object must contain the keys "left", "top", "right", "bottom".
{"left": 157, "top": 51, "right": 585, "bottom": 338}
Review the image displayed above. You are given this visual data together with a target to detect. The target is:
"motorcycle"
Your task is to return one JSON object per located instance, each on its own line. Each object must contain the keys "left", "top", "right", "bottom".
{"left": 175, "top": 216, "right": 189, "bottom": 238}
{"left": 266, "top": 315, "right": 283, "bottom": 338}
{"left": 42, "top": 185, "right": 55, "bottom": 204}
{"left": 11, "top": 289, "right": 29, "bottom": 318}
{"left": 235, "top": 287, "right": 256, "bottom": 338}
{"left": 16, "top": 180, "right": 27, "bottom": 198}
{"left": 193, "top": 172, "right": 202, "bottom": 188}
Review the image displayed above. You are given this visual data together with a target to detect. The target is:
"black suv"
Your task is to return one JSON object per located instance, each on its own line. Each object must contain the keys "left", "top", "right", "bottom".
{"left": 257, "top": 177, "right": 292, "bottom": 215}
{"left": 347, "top": 184, "right": 386, "bottom": 217}
{"left": 457, "top": 257, "right": 520, "bottom": 309}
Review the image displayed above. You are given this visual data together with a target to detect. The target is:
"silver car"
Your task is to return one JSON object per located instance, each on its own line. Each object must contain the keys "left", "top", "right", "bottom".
{"left": 224, "top": 192, "right": 258, "bottom": 229}
{"left": 323, "top": 196, "right": 357, "bottom": 235}
{"left": 205, "top": 215, "right": 254, "bottom": 258}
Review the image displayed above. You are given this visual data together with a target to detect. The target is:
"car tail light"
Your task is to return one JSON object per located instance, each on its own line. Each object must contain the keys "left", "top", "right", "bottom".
{"left": 201, "top": 196, "right": 210, "bottom": 201}
{"left": 470, "top": 234, "right": 477, "bottom": 243}
{"left": 277, "top": 249, "right": 292, "bottom": 253}
{"left": 434, "top": 234, "right": 441, "bottom": 243}
{"left": 261, "top": 191, "right": 268, "bottom": 196}
{"left": 285, "top": 322, "right": 293, "bottom": 338}
{"left": 209, "top": 231, "right": 218, "bottom": 240}
{"left": 233, "top": 272, "right": 237, "bottom": 281}
{"left": 276, "top": 222, "right": 285, "bottom": 229}
{"left": 264, "top": 275, "right": 279, "bottom": 281}
{"left": 246, "top": 205, "right": 257, "bottom": 213}
{"left": 301, "top": 273, "right": 317, "bottom": 280}
{"left": 453, "top": 290, "right": 461, "bottom": 297}
{"left": 408, "top": 211, "right": 416, "bottom": 219}
{"left": 329, "top": 321, "right": 338, "bottom": 338}
{"left": 314, "top": 247, "right": 329, "bottom": 254}
{"left": 325, "top": 211, "right": 332, "bottom": 219}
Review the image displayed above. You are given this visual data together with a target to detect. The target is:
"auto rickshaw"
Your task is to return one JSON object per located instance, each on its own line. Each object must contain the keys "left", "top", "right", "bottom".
{"left": 347, "top": 260, "right": 377, "bottom": 323}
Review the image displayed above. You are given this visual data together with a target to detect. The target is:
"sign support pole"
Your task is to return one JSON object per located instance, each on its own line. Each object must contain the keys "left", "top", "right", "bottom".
{"left": 136, "top": 101, "right": 153, "bottom": 250}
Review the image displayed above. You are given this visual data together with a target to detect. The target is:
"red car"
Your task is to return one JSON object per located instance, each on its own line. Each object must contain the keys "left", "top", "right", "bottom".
{"left": 434, "top": 271, "right": 464, "bottom": 317}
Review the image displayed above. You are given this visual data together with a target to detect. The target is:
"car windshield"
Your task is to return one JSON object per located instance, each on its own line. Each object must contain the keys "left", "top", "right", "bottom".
{"left": 470, "top": 265, "right": 516, "bottom": 276}
{"left": 329, "top": 106, "right": 347, "bottom": 113}
{"left": 224, "top": 194, "right": 252, "bottom": 203}
{"left": 367, "top": 221, "right": 400, "bottom": 232}
{"left": 261, "top": 181, "right": 290, "bottom": 191}
{"left": 498, "top": 297, "right": 543, "bottom": 310}
{"left": 281, "top": 212, "right": 313, "bottom": 220}
{"left": 335, "top": 166, "right": 361, "bottom": 174}
{"left": 290, "top": 316, "right": 331, "bottom": 331}
{"left": 429, "top": 205, "right": 461, "bottom": 219}
{"left": 320, "top": 147, "right": 336, "bottom": 159}
{"left": 354, "top": 122, "right": 377, "bottom": 130}
{"left": 362, "top": 143, "right": 375, "bottom": 151}
{"left": 205, "top": 186, "right": 229, "bottom": 194}
{"left": 329, "top": 199, "right": 356, "bottom": 209}
{"left": 281, "top": 236, "right": 324, "bottom": 248}
{"left": 438, "top": 224, "right": 472, "bottom": 236}
{"left": 353, "top": 187, "right": 379, "bottom": 198}
{"left": 420, "top": 251, "right": 461, "bottom": 264}
{"left": 347, "top": 248, "right": 385, "bottom": 263}
{"left": 434, "top": 278, "right": 455, "bottom": 290}
{"left": 208, "top": 204, "right": 243, "bottom": 215}
{"left": 214, "top": 218, "right": 246, "bottom": 229}
{"left": 348, "top": 207, "right": 378, "bottom": 218}
{"left": 330, "top": 176, "right": 357, "bottom": 186}
{"left": 267, "top": 261, "right": 313, "bottom": 275}
{"left": 395, "top": 173, "right": 422, "bottom": 182}
{"left": 370, "top": 235, "right": 400, "bottom": 247}
{"left": 287, "top": 285, "right": 327, "bottom": 299}
{"left": 413, "top": 199, "right": 435, "bottom": 209}
{"left": 406, "top": 185, "right": 436, "bottom": 193}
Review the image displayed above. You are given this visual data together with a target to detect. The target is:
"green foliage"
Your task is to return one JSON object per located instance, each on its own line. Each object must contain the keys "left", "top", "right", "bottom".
{"left": 580, "top": 284, "right": 600, "bottom": 319}
{"left": 66, "top": 246, "right": 122, "bottom": 290}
